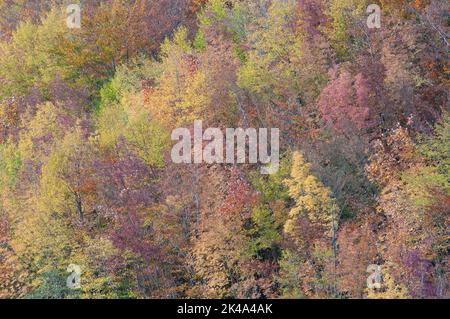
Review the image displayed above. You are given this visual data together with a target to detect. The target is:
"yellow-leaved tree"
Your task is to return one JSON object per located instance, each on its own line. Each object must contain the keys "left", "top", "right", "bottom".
{"left": 280, "top": 151, "right": 340, "bottom": 298}
{"left": 284, "top": 151, "right": 338, "bottom": 240}
{"left": 144, "top": 27, "right": 211, "bottom": 129}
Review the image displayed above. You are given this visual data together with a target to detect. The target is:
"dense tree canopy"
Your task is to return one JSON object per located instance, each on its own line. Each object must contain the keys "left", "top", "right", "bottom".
{"left": 0, "top": 0, "right": 448, "bottom": 299}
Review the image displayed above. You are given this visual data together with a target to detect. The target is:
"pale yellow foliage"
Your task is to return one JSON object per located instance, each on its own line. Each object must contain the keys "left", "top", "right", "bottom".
{"left": 284, "top": 151, "right": 338, "bottom": 239}
{"left": 366, "top": 266, "right": 409, "bottom": 299}
{"left": 144, "top": 28, "right": 210, "bottom": 128}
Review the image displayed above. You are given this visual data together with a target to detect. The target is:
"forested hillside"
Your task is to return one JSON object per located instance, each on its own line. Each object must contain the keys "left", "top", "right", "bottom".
{"left": 0, "top": 0, "right": 448, "bottom": 299}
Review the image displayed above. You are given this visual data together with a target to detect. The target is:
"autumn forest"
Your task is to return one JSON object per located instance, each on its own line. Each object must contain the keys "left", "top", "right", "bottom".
{"left": 0, "top": 0, "right": 449, "bottom": 299}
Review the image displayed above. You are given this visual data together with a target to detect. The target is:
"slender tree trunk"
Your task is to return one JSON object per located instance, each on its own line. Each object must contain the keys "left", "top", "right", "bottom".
{"left": 75, "top": 194, "right": 84, "bottom": 225}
